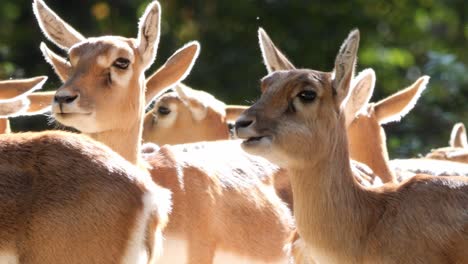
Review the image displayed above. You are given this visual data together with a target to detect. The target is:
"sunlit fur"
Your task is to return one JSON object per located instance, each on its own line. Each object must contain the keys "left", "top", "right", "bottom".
{"left": 425, "top": 123, "right": 468, "bottom": 163}
{"left": 143, "top": 84, "right": 230, "bottom": 145}
{"left": 236, "top": 30, "right": 468, "bottom": 263}
{"left": 0, "top": 76, "right": 50, "bottom": 134}
{"left": 35, "top": 1, "right": 294, "bottom": 263}
{"left": 0, "top": 131, "right": 170, "bottom": 264}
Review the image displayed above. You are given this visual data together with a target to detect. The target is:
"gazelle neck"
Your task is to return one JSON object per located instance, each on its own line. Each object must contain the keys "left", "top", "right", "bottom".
{"left": 88, "top": 122, "right": 143, "bottom": 165}
{"left": 87, "top": 84, "right": 146, "bottom": 166}
{"left": 288, "top": 118, "right": 378, "bottom": 260}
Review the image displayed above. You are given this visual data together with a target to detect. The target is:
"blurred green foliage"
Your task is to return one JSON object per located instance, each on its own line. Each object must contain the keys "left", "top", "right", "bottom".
{"left": 0, "top": 0, "right": 466, "bottom": 158}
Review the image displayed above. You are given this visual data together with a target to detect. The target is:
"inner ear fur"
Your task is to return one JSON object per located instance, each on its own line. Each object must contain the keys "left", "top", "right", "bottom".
{"left": 258, "top": 27, "right": 295, "bottom": 73}
{"left": 40, "top": 42, "right": 71, "bottom": 82}
{"left": 332, "top": 29, "right": 360, "bottom": 107}
{"left": 344, "top": 68, "right": 376, "bottom": 127}
{"left": 0, "top": 76, "right": 48, "bottom": 102}
{"left": 145, "top": 41, "right": 200, "bottom": 106}
{"left": 33, "top": 0, "right": 85, "bottom": 49}
{"left": 374, "top": 76, "right": 429, "bottom": 124}
{"left": 450, "top": 123, "right": 467, "bottom": 148}
{"left": 137, "top": 1, "right": 162, "bottom": 70}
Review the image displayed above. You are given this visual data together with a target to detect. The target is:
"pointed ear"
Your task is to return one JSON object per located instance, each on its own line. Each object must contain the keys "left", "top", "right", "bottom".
{"left": 137, "top": 1, "right": 161, "bottom": 70}
{"left": 374, "top": 76, "right": 429, "bottom": 124}
{"left": 25, "top": 91, "right": 54, "bottom": 114}
{"left": 40, "top": 42, "right": 71, "bottom": 82}
{"left": 225, "top": 105, "right": 248, "bottom": 121}
{"left": 258, "top": 28, "right": 295, "bottom": 73}
{"left": 449, "top": 123, "right": 467, "bottom": 148}
{"left": 33, "top": 0, "right": 85, "bottom": 49}
{"left": 333, "top": 29, "right": 360, "bottom": 107}
{"left": 343, "top": 68, "right": 375, "bottom": 127}
{"left": 174, "top": 84, "right": 207, "bottom": 121}
{"left": 145, "top": 41, "right": 200, "bottom": 106}
{"left": 0, "top": 99, "right": 29, "bottom": 117}
{"left": 0, "top": 76, "right": 48, "bottom": 102}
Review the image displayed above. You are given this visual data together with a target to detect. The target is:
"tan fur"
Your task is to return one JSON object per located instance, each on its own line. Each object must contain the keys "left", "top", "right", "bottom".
{"left": 425, "top": 123, "right": 468, "bottom": 163}
{"left": 0, "top": 76, "right": 50, "bottom": 134}
{"left": 236, "top": 29, "right": 468, "bottom": 263}
{"left": 0, "top": 76, "right": 47, "bottom": 102}
{"left": 143, "top": 84, "right": 230, "bottom": 145}
{"left": 35, "top": 1, "right": 294, "bottom": 263}
{"left": 0, "top": 130, "right": 170, "bottom": 263}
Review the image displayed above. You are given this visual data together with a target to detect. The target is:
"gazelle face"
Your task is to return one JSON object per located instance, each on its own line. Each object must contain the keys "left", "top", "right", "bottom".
{"left": 236, "top": 29, "right": 360, "bottom": 167}
{"left": 52, "top": 37, "right": 145, "bottom": 133}
{"left": 235, "top": 70, "right": 338, "bottom": 167}
{"left": 142, "top": 87, "right": 228, "bottom": 145}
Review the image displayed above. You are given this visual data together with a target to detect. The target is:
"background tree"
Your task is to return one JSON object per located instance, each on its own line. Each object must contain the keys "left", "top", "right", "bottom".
{"left": 0, "top": 0, "right": 466, "bottom": 157}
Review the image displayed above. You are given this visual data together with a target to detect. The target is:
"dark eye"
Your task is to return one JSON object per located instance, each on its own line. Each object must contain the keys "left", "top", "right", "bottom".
{"left": 297, "top": 90, "right": 317, "bottom": 103}
{"left": 157, "top": 106, "right": 171, "bottom": 115}
{"left": 113, "top": 58, "right": 130, "bottom": 69}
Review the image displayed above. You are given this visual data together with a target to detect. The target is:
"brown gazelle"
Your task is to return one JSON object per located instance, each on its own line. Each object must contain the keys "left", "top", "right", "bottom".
{"left": 143, "top": 83, "right": 247, "bottom": 145}
{"left": 425, "top": 123, "right": 468, "bottom": 163}
{"left": 236, "top": 29, "right": 468, "bottom": 263}
{"left": 0, "top": 130, "right": 171, "bottom": 263}
{"left": 258, "top": 27, "right": 432, "bottom": 184}
{"left": 0, "top": 77, "right": 54, "bottom": 133}
{"left": 35, "top": 1, "right": 293, "bottom": 263}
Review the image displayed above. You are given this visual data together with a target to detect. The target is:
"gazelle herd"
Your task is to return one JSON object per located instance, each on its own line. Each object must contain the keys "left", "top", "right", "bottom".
{"left": 0, "top": 0, "right": 466, "bottom": 263}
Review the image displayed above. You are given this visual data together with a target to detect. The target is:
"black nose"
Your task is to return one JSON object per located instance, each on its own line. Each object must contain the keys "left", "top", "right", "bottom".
{"left": 54, "top": 94, "right": 78, "bottom": 104}
{"left": 235, "top": 118, "right": 253, "bottom": 129}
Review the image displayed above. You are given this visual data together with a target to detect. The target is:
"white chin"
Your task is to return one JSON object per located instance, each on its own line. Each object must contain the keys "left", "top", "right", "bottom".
{"left": 54, "top": 113, "right": 98, "bottom": 133}
{"left": 241, "top": 136, "right": 272, "bottom": 155}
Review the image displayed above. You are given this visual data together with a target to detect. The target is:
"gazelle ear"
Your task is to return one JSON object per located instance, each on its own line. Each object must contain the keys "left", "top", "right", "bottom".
{"left": 374, "top": 76, "right": 429, "bottom": 124}
{"left": 174, "top": 84, "right": 207, "bottom": 121}
{"left": 343, "top": 68, "right": 375, "bottom": 127}
{"left": 145, "top": 41, "right": 200, "bottom": 106}
{"left": 225, "top": 105, "right": 248, "bottom": 121}
{"left": 0, "top": 76, "right": 48, "bottom": 102}
{"left": 332, "top": 29, "right": 360, "bottom": 107}
{"left": 136, "top": 1, "right": 161, "bottom": 70}
{"left": 33, "top": 0, "right": 85, "bottom": 49}
{"left": 258, "top": 28, "right": 295, "bottom": 73}
{"left": 449, "top": 123, "right": 467, "bottom": 148}
{"left": 25, "top": 91, "right": 54, "bottom": 115}
{"left": 0, "top": 99, "right": 29, "bottom": 118}
{"left": 40, "top": 42, "right": 71, "bottom": 82}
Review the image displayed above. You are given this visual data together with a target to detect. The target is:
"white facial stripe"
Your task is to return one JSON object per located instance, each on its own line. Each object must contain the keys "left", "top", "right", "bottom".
{"left": 114, "top": 68, "right": 134, "bottom": 87}
{"left": 97, "top": 55, "right": 109, "bottom": 68}
{"left": 156, "top": 103, "right": 178, "bottom": 128}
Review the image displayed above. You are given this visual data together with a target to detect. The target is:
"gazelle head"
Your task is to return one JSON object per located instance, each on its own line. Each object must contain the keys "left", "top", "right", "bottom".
{"left": 143, "top": 83, "right": 247, "bottom": 145}
{"left": 255, "top": 27, "right": 428, "bottom": 181}
{"left": 35, "top": 0, "right": 163, "bottom": 133}
{"left": 235, "top": 29, "right": 360, "bottom": 167}
{"left": 34, "top": 0, "right": 199, "bottom": 163}
{"left": 0, "top": 76, "right": 50, "bottom": 133}
{"left": 425, "top": 123, "right": 468, "bottom": 163}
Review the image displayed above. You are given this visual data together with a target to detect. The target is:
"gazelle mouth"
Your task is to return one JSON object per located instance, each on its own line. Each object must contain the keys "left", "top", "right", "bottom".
{"left": 243, "top": 135, "right": 272, "bottom": 146}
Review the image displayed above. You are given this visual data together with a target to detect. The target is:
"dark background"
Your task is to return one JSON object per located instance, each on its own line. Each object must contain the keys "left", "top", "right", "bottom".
{"left": 0, "top": 0, "right": 467, "bottom": 158}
